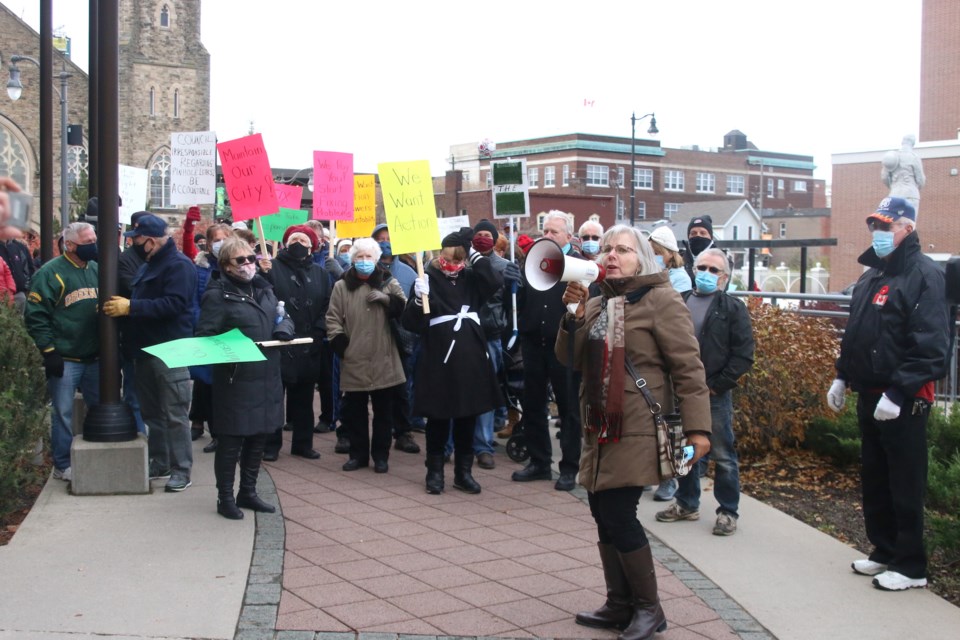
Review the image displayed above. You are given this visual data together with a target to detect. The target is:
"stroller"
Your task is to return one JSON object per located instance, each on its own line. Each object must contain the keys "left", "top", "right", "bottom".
{"left": 500, "top": 346, "right": 530, "bottom": 463}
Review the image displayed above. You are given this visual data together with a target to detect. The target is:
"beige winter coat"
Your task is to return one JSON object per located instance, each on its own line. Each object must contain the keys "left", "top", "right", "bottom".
{"left": 556, "top": 271, "right": 711, "bottom": 492}
{"left": 326, "top": 271, "right": 406, "bottom": 393}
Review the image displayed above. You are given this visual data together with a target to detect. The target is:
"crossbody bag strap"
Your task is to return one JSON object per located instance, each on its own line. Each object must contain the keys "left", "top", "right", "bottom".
{"left": 625, "top": 358, "right": 664, "bottom": 422}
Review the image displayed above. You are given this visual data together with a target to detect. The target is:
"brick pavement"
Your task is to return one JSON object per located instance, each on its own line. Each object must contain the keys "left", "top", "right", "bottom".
{"left": 234, "top": 429, "right": 764, "bottom": 640}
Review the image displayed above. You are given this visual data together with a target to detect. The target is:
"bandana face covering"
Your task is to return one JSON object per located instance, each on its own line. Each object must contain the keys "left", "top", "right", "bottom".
{"left": 438, "top": 256, "right": 465, "bottom": 276}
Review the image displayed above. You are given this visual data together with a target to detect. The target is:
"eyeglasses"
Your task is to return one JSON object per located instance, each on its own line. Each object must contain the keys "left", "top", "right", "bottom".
{"left": 696, "top": 265, "right": 723, "bottom": 275}
{"left": 581, "top": 235, "right": 601, "bottom": 241}
{"left": 867, "top": 219, "right": 892, "bottom": 232}
{"left": 232, "top": 255, "right": 258, "bottom": 266}
{"left": 600, "top": 245, "right": 637, "bottom": 256}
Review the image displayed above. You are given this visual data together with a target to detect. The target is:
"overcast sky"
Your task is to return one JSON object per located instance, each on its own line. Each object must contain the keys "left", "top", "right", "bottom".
{"left": 7, "top": 0, "right": 923, "bottom": 182}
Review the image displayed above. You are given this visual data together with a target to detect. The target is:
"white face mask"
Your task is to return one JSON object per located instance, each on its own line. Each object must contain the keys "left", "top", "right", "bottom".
{"left": 211, "top": 240, "right": 224, "bottom": 258}
{"left": 229, "top": 263, "right": 257, "bottom": 282}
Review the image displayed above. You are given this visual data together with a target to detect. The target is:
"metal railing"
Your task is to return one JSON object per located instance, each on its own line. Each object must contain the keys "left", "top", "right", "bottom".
{"left": 730, "top": 290, "right": 960, "bottom": 408}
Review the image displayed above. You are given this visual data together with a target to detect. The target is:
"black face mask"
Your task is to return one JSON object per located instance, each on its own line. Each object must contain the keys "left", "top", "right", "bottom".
{"left": 287, "top": 243, "right": 310, "bottom": 261}
{"left": 132, "top": 240, "right": 151, "bottom": 261}
{"left": 688, "top": 236, "right": 713, "bottom": 257}
{"left": 74, "top": 242, "right": 99, "bottom": 263}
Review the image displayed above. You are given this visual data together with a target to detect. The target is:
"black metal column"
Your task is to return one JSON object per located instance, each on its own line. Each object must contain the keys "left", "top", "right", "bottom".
{"left": 39, "top": 0, "right": 53, "bottom": 262}
{"left": 87, "top": 0, "right": 99, "bottom": 200}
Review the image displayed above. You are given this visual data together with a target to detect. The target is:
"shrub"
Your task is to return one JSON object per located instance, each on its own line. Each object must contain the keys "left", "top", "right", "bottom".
{"left": 927, "top": 404, "right": 960, "bottom": 462}
{"left": 928, "top": 450, "right": 960, "bottom": 515}
{"left": 0, "top": 302, "right": 49, "bottom": 513}
{"left": 803, "top": 403, "right": 861, "bottom": 466}
{"left": 734, "top": 299, "right": 839, "bottom": 456}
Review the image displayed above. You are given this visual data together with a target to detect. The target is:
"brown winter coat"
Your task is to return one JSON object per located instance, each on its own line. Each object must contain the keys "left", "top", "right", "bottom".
{"left": 556, "top": 271, "right": 711, "bottom": 492}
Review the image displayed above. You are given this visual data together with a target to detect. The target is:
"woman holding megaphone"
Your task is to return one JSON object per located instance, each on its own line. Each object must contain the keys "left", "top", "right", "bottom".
{"left": 402, "top": 227, "right": 504, "bottom": 496}
{"left": 557, "top": 224, "right": 711, "bottom": 640}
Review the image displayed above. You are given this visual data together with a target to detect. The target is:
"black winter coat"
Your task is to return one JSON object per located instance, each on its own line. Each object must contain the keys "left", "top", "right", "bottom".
{"left": 402, "top": 252, "right": 504, "bottom": 419}
{"left": 127, "top": 238, "right": 197, "bottom": 354}
{"left": 517, "top": 247, "right": 585, "bottom": 341}
{"left": 195, "top": 274, "right": 294, "bottom": 437}
{"left": 837, "top": 232, "right": 950, "bottom": 401}
{"left": 681, "top": 290, "right": 755, "bottom": 394}
{"left": 265, "top": 249, "right": 332, "bottom": 384}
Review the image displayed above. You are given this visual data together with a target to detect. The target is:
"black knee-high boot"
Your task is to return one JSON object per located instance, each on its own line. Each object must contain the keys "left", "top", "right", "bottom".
{"left": 453, "top": 453, "right": 481, "bottom": 494}
{"left": 425, "top": 454, "right": 445, "bottom": 494}
{"left": 215, "top": 435, "right": 244, "bottom": 520}
{"left": 236, "top": 434, "right": 276, "bottom": 513}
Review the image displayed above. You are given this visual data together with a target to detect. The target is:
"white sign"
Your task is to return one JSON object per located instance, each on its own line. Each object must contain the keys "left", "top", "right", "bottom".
{"left": 118, "top": 165, "right": 149, "bottom": 224}
{"left": 436, "top": 215, "right": 470, "bottom": 241}
{"left": 170, "top": 130, "right": 217, "bottom": 205}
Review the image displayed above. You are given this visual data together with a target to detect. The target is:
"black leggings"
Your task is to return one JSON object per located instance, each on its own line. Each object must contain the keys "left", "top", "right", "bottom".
{"left": 425, "top": 416, "right": 475, "bottom": 456}
{"left": 587, "top": 486, "right": 648, "bottom": 553}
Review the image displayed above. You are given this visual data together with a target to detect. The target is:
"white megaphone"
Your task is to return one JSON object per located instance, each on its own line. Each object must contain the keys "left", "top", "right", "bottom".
{"left": 524, "top": 238, "right": 605, "bottom": 313}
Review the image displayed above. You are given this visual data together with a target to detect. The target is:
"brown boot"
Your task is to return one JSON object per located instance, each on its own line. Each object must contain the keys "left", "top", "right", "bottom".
{"left": 617, "top": 545, "right": 667, "bottom": 640}
{"left": 496, "top": 409, "right": 519, "bottom": 439}
{"left": 575, "top": 543, "right": 632, "bottom": 629}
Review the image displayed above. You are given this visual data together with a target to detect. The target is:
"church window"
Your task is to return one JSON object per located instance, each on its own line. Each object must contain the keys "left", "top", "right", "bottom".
{"left": 149, "top": 152, "right": 172, "bottom": 209}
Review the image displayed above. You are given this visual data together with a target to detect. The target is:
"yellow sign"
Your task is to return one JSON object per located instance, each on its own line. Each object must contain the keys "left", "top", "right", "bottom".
{"left": 337, "top": 174, "right": 377, "bottom": 238}
{"left": 376, "top": 160, "right": 441, "bottom": 255}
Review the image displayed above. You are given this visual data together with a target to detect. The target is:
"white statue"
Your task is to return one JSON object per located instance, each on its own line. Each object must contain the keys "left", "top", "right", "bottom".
{"left": 881, "top": 134, "right": 925, "bottom": 214}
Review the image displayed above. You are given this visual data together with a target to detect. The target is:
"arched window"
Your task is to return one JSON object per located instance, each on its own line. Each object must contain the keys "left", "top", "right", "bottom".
{"left": 173, "top": 89, "right": 180, "bottom": 119}
{"left": 588, "top": 214, "right": 600, "bottom": 224}
{"left": 0, "top": 124, "right": 31, "bottom": 188}
{"left": 67, "top": 145, "right": 89, "bottom": 206}
{"left": 160, "top": 5, "right": 170, "bottom": 28}
{"left": 149, "top": 87, "right": 155, "bottom": 116}
{"left": 149, "top": 152, "right": 172, "bottom": 209}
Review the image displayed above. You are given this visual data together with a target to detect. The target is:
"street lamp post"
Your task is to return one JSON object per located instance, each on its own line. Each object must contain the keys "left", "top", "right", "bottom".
{"left": 630, "top": 112, "right": 658, "bottom": 227}
{"left": 7, "top": 55, "right": 73, "bottom": 231}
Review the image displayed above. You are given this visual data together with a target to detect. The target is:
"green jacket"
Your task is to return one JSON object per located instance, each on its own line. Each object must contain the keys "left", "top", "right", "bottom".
{"left": 25, "top": 255, "right": 100, "bottom": 360}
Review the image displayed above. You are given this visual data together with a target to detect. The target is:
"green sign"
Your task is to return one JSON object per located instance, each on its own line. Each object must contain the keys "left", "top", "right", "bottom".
{"left": 142, "top": 328, "right": 266, "bottom": 368}
{"left": 491, "top": 159, "right": 530, "bottom": 219}
{"left": 253, "top": 207, "right": 310, "bottom": 242}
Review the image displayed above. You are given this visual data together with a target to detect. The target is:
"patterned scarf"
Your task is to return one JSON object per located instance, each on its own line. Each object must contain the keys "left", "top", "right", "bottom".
{"left": 585, "top": 296, "right": 626, "bottom": 443}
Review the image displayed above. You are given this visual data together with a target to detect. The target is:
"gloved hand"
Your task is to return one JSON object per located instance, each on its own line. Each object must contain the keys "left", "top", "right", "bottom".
{"left": 414, "top": 276, "right": 430, "bottom": 300}
{"left": 366, "top": 290, "right": 390, "bottom": 306}
{"left": 273, "top": 330, "right": 295, "bottom": 342}
{"left": 42, "top": 350, "right": 64, "bottom": 379}
{"left": 826, "top": 378, "right": 846, "bottom": 412}
{"left": 874, "top": 393, "right": 901, "bottom": 421}
{"left": 329, "top": 334, "right": 349, "bottom": 358}
{"left": 185, "top": 206, "right": 201, "bottom": 226}
{"left": 457, "top": 227, "right": 475, "bottom": 252}
{"left": 503, "top": 262, "right": 521, "bottom": 285}
{"left": 103, "top": 295, "right": 131, "bottom": 317}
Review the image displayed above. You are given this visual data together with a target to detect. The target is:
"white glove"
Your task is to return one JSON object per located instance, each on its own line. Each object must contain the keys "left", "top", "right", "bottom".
{"left": 826, "top": 379, "right": 846, "bottom": 412}
{"left": 873, "top": 394, "right": 901, "bottom": 421}
{"left": 414, "top": 276, "right": 430, "bottom": 299}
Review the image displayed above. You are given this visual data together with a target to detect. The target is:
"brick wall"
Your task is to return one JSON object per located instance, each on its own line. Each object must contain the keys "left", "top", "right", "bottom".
{"left": 920, "top": 0, "right": 960, "bottom": 142}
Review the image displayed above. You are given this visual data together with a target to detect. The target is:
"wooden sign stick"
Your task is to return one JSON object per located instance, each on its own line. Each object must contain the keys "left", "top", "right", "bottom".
{"left": 416, "top": 252, "right": 431, "bottom": 314}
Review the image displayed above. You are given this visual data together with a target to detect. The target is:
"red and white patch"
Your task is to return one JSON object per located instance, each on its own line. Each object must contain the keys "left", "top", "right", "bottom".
{"left": 872, "top": 284, "right": 890, "bottom": 307}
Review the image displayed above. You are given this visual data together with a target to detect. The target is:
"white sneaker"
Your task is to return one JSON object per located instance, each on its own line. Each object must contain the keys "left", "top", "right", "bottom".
{"left": 52, "top": 467, "right": 72, "bottom": 482}
{"left": 851, "top": 559, "right": 887, "bottom": 576}
{"left": 872, "top": 570, "right": 927, "bottom": 591}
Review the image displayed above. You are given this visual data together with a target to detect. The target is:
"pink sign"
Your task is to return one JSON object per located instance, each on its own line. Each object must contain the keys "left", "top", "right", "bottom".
{"left": 217, "top": 134, "right": 279, "bottom": 221}
{"left": 274, "top": 183, "right": 303, "bottom": 210}
{"left": 312, "top": 151, "right": 354, "bottom": 221}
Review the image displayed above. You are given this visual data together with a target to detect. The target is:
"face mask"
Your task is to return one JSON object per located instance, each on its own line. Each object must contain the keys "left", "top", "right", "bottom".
{"left": 211, "top": 240, "right": 223, "bottom": 258}
{"left": 133, "top": 239, "right": 151, "bottom": 261}
{"left": 654, "top": 255, "right": 665, "bottom": 268}
{"left": 561, "top": 242, "right": 571, "bottom": 254}
{"left": 378, "top": 240, "right": 392, "bottom": 258}
{"left": 438, "top": 256, "right": 465, "bottom": 275}
{"left": 75, "top": 242, "right": 99, "bottom": 262}
{"left": 688, "top": 236, "right": 713, "bottom": 256}
{"left": 228, "top": 263, "right": 257, "bottom": 282}
{"left": 354, "top": 260, "right": 375, "bottom": 276}
{"left": 337, "top": 254, "right": 351, "bottom": 268}
{"left": 287, "top": 242, "right": 310, "bottom": 261}
{"left": 472, "top": 235, "right": 495, "bottom": 254}
{"left": 872, "top": 230, "right": 895, "bottom": 258}
{"left": 695, "top": 270, "right": 719, "bottom": 294}
{"left": 581, "top": 240, "right": 600, "bottom": 256}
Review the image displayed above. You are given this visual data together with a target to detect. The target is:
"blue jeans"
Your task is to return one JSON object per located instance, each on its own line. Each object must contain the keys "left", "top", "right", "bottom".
{"left": 674, "top": 391, "right": 740, "bottom": 518}
{"left": 472, "top": 338, "right": 504, "bottom": 455}
{"left": 47, "top": 360, "right": 100, "bottom": 471}
{"left": 121, "top": 354, "right": 146, "bottom": 434}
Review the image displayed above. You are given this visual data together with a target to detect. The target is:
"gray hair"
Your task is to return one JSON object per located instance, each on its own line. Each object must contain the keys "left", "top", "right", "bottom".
{"left": 543, "top": 210, "right": 573, "bottom": 235}
{"left": 217, "top": 236, "right": 255, "bottom": 269}
{"left": 62, "top": 221, "right": 95, "bottom": 243}
{"left": 578, "top": 219, "right": 604, "bottom": 237}
{"left": 603, "top": 225, "right": 660, "bottom": 276}
{"left": 349, "top": 237, "right": 382, "bottom": 263}
{"left": 694, "top": 248, "right": 730, "bottom": 277}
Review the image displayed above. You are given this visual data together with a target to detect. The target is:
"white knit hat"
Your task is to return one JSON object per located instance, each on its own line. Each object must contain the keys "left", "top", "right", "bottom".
{"left": 649, "top": 226, "right": 679, "bottom": 253}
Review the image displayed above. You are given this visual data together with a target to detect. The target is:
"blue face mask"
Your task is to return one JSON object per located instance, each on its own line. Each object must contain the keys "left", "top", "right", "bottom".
{"left": 872, "top": 230, "right": 895, "bottom": 258}
{"left": 378, "top": 241, "right": 392, "bottom": 258}
{"left": 336, "top": 254, "right": 351, "bottom": 268}
{"left": 654, "top": 255, "right": 665, "bottom": 268}
{"left": 695, "top": 270, "right": 719, "bottom": 294}
{"left": 354, "top": 260, "right": 375, "bottom": 275}
{"left": 581, "top": 240, "right": 600, "bottom": 255}
{"left": 561, "top": 242, "right": 571, "bottom": 254}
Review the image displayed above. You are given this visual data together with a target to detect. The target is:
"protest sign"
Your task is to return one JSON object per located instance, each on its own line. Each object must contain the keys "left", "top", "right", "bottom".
{"left": 142, "top": 328, "right": 266, "bottom": 369}
{"left": 377, "top": 160, "right": 441, "bottom": 255}
{"left": 253, "top": 208, "right": 309, "bottom": 243}
{"left": 118, "top": 165, "right": 148, "bottom": 224}
{"left": 312, "top": 151, "right": 354, "bottom": 221}
{"left": 336, "top": 174, "right": 376, "bottom": 238}
{"left": 170, "top": 131, "right": 217, "bottom": 205}
{"left": 217, "top": 134, "right": 278, "bottom": 221}
{"left": 437, "top": 214, "right": 470, "bottom": 241}
{"left": 274, "top": 183, "right": 303, "bottom": 211}
{"left": 492, "top": 159, "right": 530, "bottom": 219}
